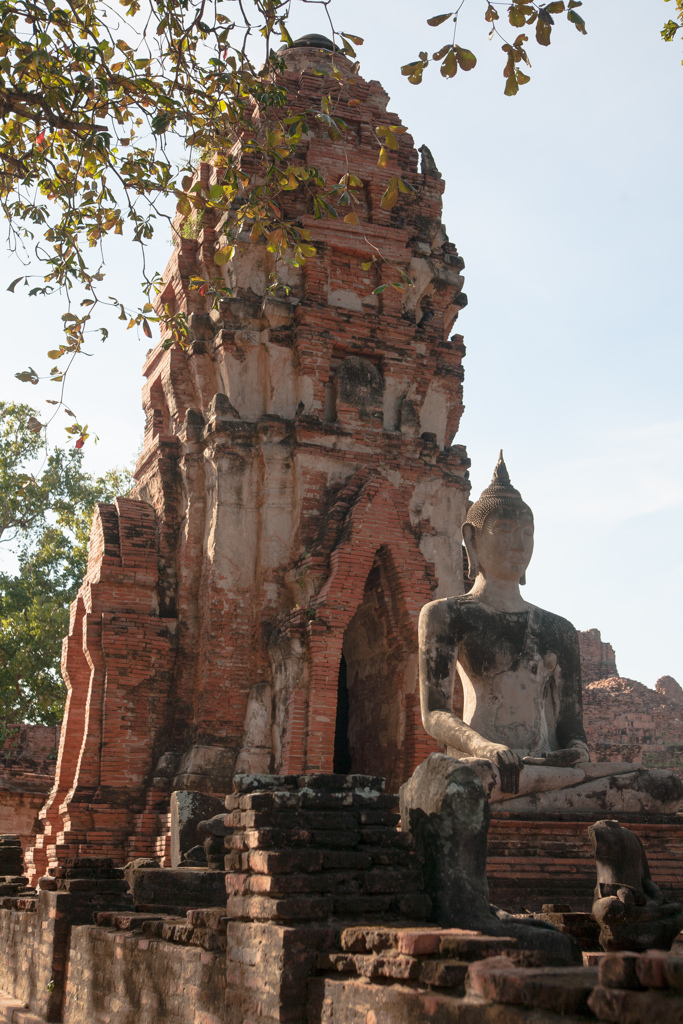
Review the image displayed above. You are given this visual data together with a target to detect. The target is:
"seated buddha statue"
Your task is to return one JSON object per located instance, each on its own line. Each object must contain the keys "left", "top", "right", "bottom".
{"left": 418, "top": 453, "right": 683, "bottom": 814}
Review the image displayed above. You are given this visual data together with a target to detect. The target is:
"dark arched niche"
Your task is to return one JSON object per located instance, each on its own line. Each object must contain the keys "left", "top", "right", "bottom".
{"left": 334, "top": 547, "right": 411, "bottom": 792}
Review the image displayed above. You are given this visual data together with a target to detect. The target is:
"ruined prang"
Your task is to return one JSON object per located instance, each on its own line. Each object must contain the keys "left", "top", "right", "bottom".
{"left": 26, "top": 35, "right": 470, "bottom": 881}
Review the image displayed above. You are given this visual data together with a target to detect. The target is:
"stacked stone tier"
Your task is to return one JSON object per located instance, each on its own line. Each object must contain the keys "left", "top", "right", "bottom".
{"left": 223, "top": 773, "right": 430, "bottom": 923}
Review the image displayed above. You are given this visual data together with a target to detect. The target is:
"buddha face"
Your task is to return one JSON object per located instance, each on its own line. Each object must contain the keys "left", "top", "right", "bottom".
{"left": 472, "top": 508, "right": 534, "bottom": 583}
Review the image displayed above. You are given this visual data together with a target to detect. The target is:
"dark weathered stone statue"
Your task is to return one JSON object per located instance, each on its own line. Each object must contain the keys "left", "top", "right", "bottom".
{"left": 399, "top": 753, "right": 581, "bottom": 962}
{"left": 417, "top": 453, "right": 683, "bottom": 814}
{"left": 588, "top": 819, "right": 683, "bottom": 952}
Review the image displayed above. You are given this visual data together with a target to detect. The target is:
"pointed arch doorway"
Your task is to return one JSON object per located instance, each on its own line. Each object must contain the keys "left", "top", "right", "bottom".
{"left": 331, "top": 547, "right": 413, "bottom": 793}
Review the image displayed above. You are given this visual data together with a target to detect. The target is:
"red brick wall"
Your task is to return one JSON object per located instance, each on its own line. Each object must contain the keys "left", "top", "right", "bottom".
{"left": 582, "top": 675, "right": 683, "bottom": 779}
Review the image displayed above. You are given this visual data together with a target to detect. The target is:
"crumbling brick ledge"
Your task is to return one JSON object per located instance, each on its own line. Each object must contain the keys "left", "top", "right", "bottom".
{"left": 0, "top": 993, "right": 46, "bottom": 1024}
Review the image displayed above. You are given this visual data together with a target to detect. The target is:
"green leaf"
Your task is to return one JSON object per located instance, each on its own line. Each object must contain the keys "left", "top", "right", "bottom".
{"left": 15, "top": 368, "right": 40, "bottom": 384}
{"left": 504, "top": 73, "right": 520, "bottom": 96}
{"left": 427, "top": 13, "right": 453, "bottom": 26}
{"left": 455, "top": 46, "right": 477, "bottom": 71}
{"left": 567, "top": 9, "right": 587, "bottom": 33}
{"left": 373, "top": 284, "right": 389, "bottom": 294}
{"left": 279, "top": 21, "right": 294, "bottom": 46}
{"left": 441, "top": 48, "right": 458, "bottom": 78}
{"left": 536, "top": 17, "right": 552, "bottom": 44}
{"left": 546, "top": 1, "right": 565, "bottom": 12}
{"left": 662, "top": 18, "right": 680, "bottom": 41}
{"left": 509, "top": 6, "right": 527, "bottom": 27}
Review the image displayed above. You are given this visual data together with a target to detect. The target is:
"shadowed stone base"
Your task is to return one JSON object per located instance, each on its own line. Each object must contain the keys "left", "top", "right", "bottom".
{"left": 399, "top": 753, "right": 581, "bottom": 964}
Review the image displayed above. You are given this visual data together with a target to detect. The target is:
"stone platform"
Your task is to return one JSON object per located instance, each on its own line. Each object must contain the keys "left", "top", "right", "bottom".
{"left": 488, "top": 812, "right": 683, "bottom": 912}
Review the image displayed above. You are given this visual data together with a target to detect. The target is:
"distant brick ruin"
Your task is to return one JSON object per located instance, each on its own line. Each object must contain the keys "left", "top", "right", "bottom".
{"left": 573, "top": 629, "right": 683, "bottom": 779}
{"left": 577, "top": 628, "right": 618, "bottom": 683}
{"left": 583, "top": 674, "right": 683, "bottom": 779}
{"left": 0, "top": 726, "right": 58, "bottom": 856}
{"left": 25, "top": 39, "right": 470, "bottom": 884}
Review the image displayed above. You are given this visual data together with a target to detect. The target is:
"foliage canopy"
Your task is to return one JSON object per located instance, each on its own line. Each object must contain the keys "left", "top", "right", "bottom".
{"left": 0, "top": 0, "right": 679, "bottom": 440}
{"left": 0, "top": 401, "right": 131, "bottom": 726}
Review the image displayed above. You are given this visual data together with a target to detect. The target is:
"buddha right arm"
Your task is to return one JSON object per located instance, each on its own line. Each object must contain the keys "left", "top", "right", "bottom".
{"left": 418, "top": 599, "right": 522, "bottom": 793}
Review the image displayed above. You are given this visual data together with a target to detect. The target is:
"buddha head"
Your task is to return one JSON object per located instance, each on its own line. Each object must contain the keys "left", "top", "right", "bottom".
{"left": 462, "top": 452, "right": 534, "bottom": 586}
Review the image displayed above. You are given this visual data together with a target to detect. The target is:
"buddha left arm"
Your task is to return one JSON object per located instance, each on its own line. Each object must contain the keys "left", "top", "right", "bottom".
{"left": 554, "top": 625, "right": 590, "bottom": 759}
{"left": 544, "top": 622, "right": 589, "bottom": 761}
{"left": 523, "top": 621, "right": 590, "bottom": 766}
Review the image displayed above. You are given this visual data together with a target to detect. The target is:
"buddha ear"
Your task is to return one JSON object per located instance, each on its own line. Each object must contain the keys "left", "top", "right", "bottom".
{"left": 520, "top": 571, "right": 527, "bottom": 586}
{"left": 462, "top": 523, "right": 479, "bottom": 580}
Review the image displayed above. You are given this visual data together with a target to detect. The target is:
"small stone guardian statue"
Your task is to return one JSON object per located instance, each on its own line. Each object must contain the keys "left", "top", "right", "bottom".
{"left": 588, "top": 819, "right": 683, "bottom": 952}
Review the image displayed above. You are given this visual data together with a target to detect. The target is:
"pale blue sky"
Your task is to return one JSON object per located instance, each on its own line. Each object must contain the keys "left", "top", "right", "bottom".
{"left": 1, "top": 0, "right": 681, "bottom": 685}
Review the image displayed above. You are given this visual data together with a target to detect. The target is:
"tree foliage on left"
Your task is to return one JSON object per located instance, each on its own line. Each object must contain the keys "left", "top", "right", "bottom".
{"left": 0, "top": 401, "right": 131, "bottom": 727}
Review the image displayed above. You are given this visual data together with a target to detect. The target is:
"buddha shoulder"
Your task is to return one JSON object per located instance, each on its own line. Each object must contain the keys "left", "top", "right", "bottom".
{"left": 525, "top": 603, "right": 579, "bottom": 640}
{"left": 418, "top": 594, "right": 493, "bottom": 638}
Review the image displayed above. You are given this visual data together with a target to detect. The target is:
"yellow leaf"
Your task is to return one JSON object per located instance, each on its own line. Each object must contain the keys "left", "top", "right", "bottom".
{"left": 380, "top": 176, "right": 400, "bottom": 210}
{"left": 377, "top": 147, "right": 388, "bottom": 168}
{"left": 441, "top": 48, "right": 458, "bottom": 77}
{"left": 214, "top": 245, "right": 234, "bottom": 266}
{"left": 344, "top": 212, "right": 359, "bottom": 225}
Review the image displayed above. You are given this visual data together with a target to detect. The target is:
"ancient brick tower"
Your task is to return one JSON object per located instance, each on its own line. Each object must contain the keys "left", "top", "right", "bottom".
{"left": 27, "top": 37, "right": 470, "bottom": 879}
